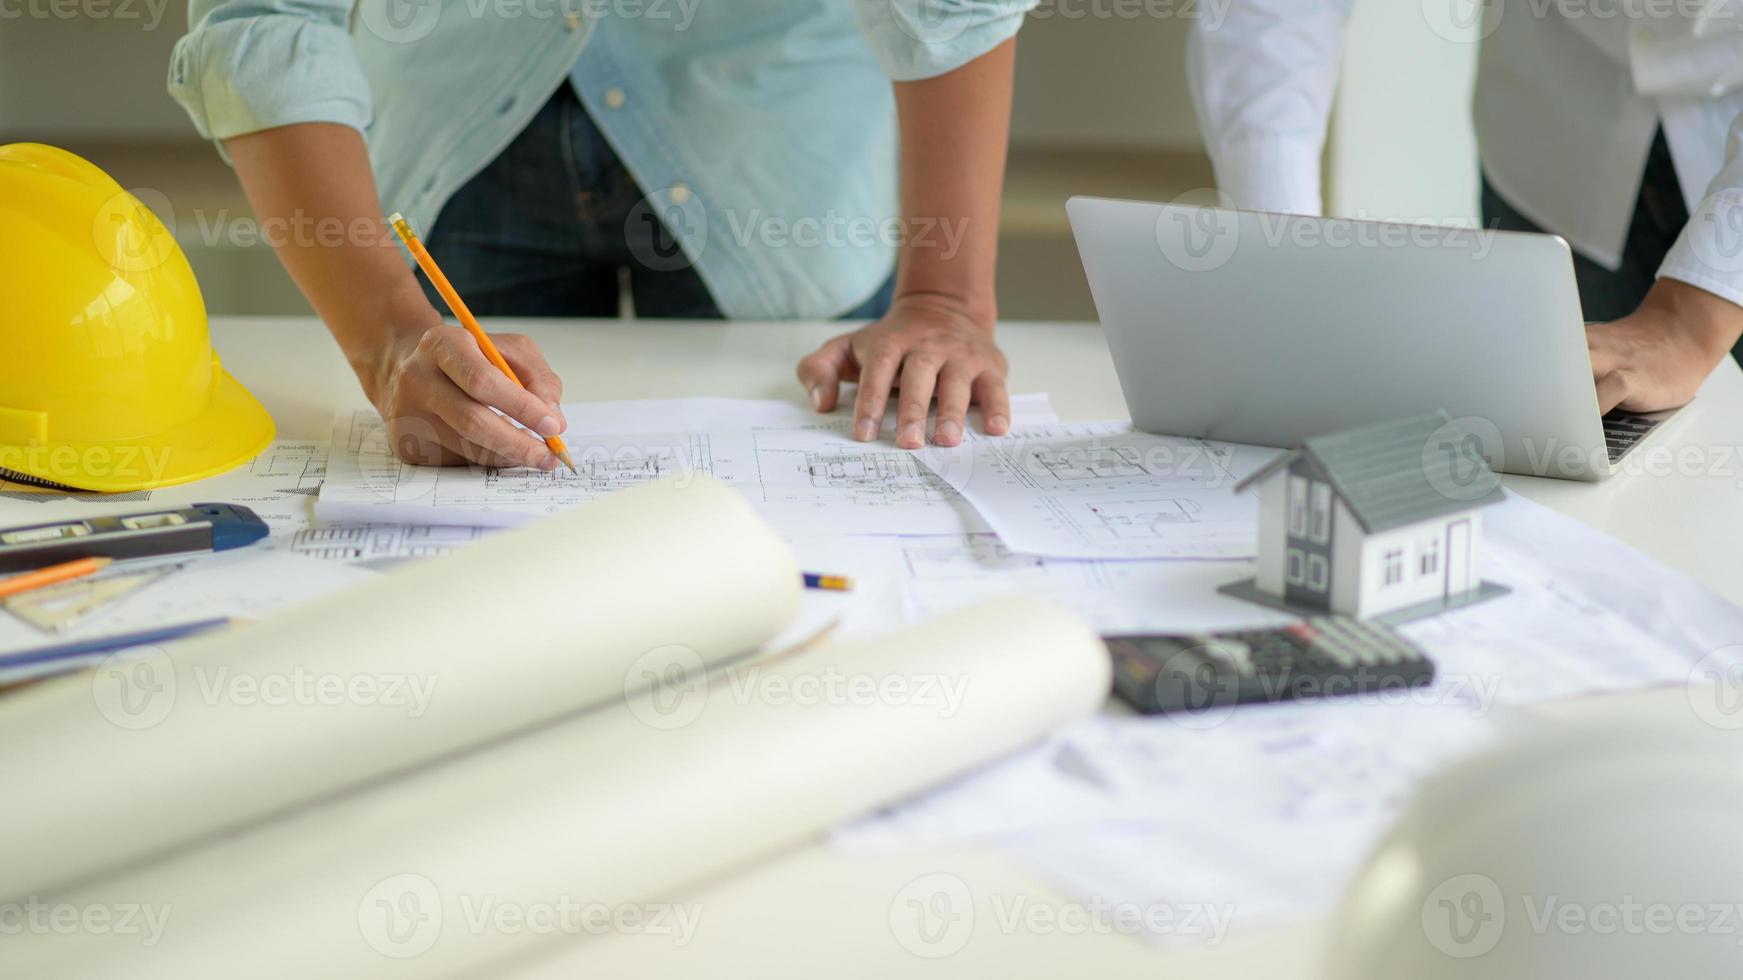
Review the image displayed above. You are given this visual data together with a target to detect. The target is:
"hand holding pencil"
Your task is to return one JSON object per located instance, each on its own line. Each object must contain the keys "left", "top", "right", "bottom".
{"left": 380, "top": 213, "right": 576, "bottom": 472}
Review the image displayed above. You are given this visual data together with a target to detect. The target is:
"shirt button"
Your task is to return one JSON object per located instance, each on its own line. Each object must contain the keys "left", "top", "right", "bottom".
{"left": 604, "top": 88, "right": 626, "bottom": 110}
{"left": 565, "top": 12, "right": 582, "bottom": 30}
{"left": 668, "top": 183, "right": 692, "bottom": 205}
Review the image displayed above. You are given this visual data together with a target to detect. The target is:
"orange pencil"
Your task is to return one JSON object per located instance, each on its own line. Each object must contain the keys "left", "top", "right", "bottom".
{"left": 387, "top": 212, "right": 577, "bottom": 473}
{"left": 0, "top": 556, "right": 112, "bottom": 601}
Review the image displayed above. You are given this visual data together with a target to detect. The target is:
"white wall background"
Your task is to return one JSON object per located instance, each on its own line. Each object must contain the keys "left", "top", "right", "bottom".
{"left": 1011, "top": 8, "right": 1203, "bottom": 150}
{"left": 0, "top": 10, "right": 191, "bottom": 140}
{"left": 1326, "top": 0, "right": 1482, "bottom": 226}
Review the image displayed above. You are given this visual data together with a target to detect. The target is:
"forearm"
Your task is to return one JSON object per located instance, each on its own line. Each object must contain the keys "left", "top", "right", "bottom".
{"left": 224, "top": 123, "right": 439, "bottom": 401}
{"left": 1644, "top": 278, "right": 1743, "bottom": 356}
{"left": 889, "top": 36, "right": 1015, "bottom": 330}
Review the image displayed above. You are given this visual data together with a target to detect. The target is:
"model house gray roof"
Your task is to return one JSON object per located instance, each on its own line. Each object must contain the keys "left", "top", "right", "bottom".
{"left": 1234, "top": 411, "right": 1506, "bottom": 533}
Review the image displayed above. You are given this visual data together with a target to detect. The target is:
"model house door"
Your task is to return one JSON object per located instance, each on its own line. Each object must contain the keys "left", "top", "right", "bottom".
{"left": 1444, "top": 519, "right": 1471, "bottom": 598}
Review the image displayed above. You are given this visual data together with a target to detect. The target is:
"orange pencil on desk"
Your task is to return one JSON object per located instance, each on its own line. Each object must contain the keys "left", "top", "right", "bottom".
{"left": 0, "top": 556, "right": 111, "bottom": 601}
{"left": 387, "top": 212, "right": 577, "bottom": 474}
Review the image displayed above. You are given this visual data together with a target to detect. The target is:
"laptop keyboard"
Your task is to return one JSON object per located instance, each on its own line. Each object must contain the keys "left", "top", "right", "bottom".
{"left": 1603, "top": 410, "right": 1664, "bottom": 463}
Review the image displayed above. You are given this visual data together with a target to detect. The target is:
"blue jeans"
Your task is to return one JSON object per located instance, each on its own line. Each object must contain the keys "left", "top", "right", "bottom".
{"left": 419, "top": 83, "right": 895, "bottom": 321}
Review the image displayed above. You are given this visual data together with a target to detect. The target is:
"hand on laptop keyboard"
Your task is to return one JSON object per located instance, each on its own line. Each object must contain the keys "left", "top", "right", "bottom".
{"left": 1587, "top": 280, "right": 1742, "bottom": 414}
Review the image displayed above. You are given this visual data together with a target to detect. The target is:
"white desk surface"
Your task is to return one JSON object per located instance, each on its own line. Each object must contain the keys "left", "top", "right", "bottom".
{"left": 217, "top": 316, "right": 1743, "bottom": 979}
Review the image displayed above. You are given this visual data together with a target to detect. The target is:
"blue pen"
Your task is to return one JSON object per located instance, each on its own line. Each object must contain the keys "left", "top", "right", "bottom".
{"left": 0, "top": 617, "right": 233, "bottom": 670}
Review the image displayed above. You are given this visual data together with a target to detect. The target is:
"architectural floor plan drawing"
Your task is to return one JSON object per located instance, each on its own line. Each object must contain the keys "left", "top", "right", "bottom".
{"left": 1026, "top": 445, "right": 1151, "bottom": 481}
{"left": 1085, "top": 497, "right": 1204, "bottom": 539}
{"left": 722, "top": 420, "right": 991, "bottom": 535}
{"left": 1006, "top": 431, "right": 1251, "bottom": 495}
{"left": 0, "top": 440, "right": 332, "bottom": 535}
{"left": 0, "top": 436, "right": 498, "bottom": 567}
{"left": 316, "top": 403, "right": 1037, "bottom": 535}
{"left": 318, "top": 410, "right": 716, "bottom": 527}
{"left": 807, "top": 449, "right": 926, "bottom": 489}
{"left": 275, "top": 524, "right": 491, "bottom": 567}
{"left": 917, "top": 422, "right": 1281, "bottom": 559}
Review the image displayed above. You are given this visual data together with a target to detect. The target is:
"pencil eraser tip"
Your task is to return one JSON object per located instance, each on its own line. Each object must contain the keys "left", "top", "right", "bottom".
{"left": 388, "top": 212, "right": 406, "bottom": 224}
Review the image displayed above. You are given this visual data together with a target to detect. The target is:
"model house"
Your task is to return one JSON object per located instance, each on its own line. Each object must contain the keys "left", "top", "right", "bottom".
{"left": 1224, "top": 412, "right": 1508, "bottom": 622}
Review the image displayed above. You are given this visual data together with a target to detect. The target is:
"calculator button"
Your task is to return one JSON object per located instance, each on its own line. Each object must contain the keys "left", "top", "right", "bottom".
{"left": 1315, "top": 621, "right": 1369, "bottom": 665}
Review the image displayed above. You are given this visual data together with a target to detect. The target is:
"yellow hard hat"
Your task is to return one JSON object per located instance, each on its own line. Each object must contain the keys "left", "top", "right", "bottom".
{"left": 0, "top": 144, "right": 273, "bottom": 492}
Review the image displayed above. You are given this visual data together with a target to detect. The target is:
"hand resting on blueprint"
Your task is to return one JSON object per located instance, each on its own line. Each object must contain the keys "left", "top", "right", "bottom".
{"left": 798, "top": 295, "right": 1011, "bottom": 451}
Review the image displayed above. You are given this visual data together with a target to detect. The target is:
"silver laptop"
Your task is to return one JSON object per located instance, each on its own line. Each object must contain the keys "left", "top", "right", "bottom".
{"left": 1066, "top": 196, "right": 1681, "bottom": 481}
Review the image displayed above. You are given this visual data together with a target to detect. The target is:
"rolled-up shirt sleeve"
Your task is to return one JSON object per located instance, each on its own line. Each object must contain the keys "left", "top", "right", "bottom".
{"left": 1187, "top": 0, "right": 1353, "bottom": 215}
{"left": 1629, "top": 25, "right": 1743, "bottom": 100}
{"left": 852, "top": 0, "right": 1035, "bottom": 81}
{"left": 1660, "top": 107, "right": 1743, "bottom": 307}
{"left": 168, "top": 0, "right": 372, "bottom": 143}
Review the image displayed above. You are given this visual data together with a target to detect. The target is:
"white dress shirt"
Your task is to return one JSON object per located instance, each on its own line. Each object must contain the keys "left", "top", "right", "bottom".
{"left": 1188, "top": 0, "right": 1743, "bottom": 308}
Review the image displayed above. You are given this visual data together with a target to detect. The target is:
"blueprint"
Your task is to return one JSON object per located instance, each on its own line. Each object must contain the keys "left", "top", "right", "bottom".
{"left": 0, "top": 439, "right": 492, "bottom": 568}
{"left": 916, "top": 422, "right": 1281, "bottom": 559}
{"left": 0, "top": 550, "right": 377, "bottom": 684}
{"left": 271, "top": 523, "right": 491, "bottom": 566}
{"left": 1399, "top": 494, "right": 1743, "bottom": 705}
{"left": 893, "top": 533, "right": 1291, "bottom": 634}
{"left": 0, "top": 440, "right": 330, "bottom": 533}
{"left": 834, "top": 702, "right": 1504, "bottom": 936}
{"left": 829, "top": 494, "right": 1743, "bottom": 939}
{"left": 316, "top": 396, "right": 1058, "bottom": 536}
{"left": 318, "top": 411, "right": 712, "bottom": 527}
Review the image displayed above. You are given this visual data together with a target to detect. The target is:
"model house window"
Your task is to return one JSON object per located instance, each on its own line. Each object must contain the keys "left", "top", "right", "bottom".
{"left": 1286, "top": 547, "right": 1305, "bottom": 585}
{"left": 1307, "top": 554, "right": 1328, "bottom": 591}
{"left": 1420, "top": 537, "right": 1441, "bottom": 576}
{"left": 1288, "top": 476, "right": 1308, "bottom": 536}
{"left": 1309, "top": 482, "right": 1332, "bottom": 544}
{"left": 1383, "top": 548, "right": 1404, "bottom": 586}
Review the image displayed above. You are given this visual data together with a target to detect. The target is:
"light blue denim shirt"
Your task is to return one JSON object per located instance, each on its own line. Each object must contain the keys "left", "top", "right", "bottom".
{"left": 168, "top": 0, "right": 1034, "bottom": 319}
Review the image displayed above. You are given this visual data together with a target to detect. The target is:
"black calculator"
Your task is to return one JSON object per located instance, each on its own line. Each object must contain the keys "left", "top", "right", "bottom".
{"left": 1104, "top": 617, "right": 1436, "bottom": 715}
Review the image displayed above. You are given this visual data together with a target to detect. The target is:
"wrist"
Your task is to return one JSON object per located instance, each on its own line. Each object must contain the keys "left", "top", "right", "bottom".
{"left": 333, "top": 282, "right": 445, "bottom": 405}
{"left": 889, "top": 289, "right": 997, "bottom": 334}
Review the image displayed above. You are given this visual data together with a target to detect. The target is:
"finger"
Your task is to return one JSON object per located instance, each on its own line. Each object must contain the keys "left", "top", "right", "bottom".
{"left": 973, "top": 372, "right": 1013, "bottom": 435}
{"left": 895, "top": 354, "right": 943, "bottom": 450}
{"left": 424, "top": 327, "right": 565, "bottom": 440}
{"left": 1594, "top": 370, "right": 1630, "bottom": 415}
{"left": 932, "top": 366, "right": 975, "bottom": 447}
{"left": 414, "top": 370, "right": 558, "bottom": 470}
{"left": 797, "top": 335, "right": 854, "bottom": 414}
{"left": 1586, "top": 326, "right": 1623, "bottom": 380}
{"left": 495, "top": 333, "right": 566, "bottom": 421}
{"left": 851, "top": 341, "right": 903, "bottom": 442}
{"left": 428, "top": 416, "right": 555, "bottom": 471}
